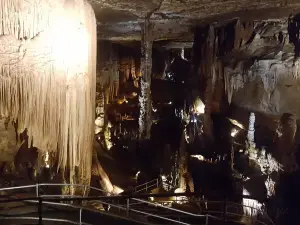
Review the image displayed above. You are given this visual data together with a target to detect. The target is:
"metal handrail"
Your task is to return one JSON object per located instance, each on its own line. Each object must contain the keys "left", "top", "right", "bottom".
{"left": 0, "top": 196, "right": 217, "bottom": 225}
{"left": 133, "top": 179, "right": 160, "bottom": 193}
{"left": 38, "top": 183, "right": 108, "bottom": 195}
{"left": 0, "top": 183, "right": 275, "bottom": 225}
{"left": 0, "top": 217, "right": 91, "bottom": 225}
{"left": 129, "top": 198, "right": 274, "bottom": 225}
{"left": 133, "top": 178, "right": 174, "bottom": 193}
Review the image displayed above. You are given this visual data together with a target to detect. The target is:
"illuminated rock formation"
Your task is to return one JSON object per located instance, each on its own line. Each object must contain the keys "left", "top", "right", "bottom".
{"left": 0, "top": 0, "right": 97, "bottom": 189}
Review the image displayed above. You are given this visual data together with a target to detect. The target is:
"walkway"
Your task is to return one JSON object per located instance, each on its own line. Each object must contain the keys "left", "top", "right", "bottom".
{"left": 0, "top": 183, "right": 274, "bottom": 225}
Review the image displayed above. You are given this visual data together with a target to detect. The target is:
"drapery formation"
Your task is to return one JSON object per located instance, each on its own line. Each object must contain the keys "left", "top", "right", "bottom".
{"left": 0, "top": 0, "right": 97, "bottom": 187}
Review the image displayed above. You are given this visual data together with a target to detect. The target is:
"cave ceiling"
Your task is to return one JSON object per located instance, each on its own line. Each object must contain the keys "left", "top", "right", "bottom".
{"left": 91, "top": 0, "right": 300, "bottom": 117}
{"left": 90, "top": 0, "right": 300, "bottom": 42}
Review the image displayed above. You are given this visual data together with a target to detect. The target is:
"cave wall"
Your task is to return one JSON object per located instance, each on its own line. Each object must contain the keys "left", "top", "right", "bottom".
{"left": 232, "top": 58, "right": 300, "bottom": 117}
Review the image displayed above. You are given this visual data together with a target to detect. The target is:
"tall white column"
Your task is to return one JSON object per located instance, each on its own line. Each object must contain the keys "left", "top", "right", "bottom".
{"left": 247, "top": 112, "right": 256, "bottom": 149}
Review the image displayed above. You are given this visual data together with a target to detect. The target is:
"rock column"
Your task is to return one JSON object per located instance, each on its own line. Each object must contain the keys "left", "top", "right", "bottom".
{"left": 139, "top": 19, "right": 153, "bottom": 140}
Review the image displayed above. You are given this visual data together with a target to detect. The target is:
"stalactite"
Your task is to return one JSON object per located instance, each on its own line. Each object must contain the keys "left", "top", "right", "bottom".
{"left": 288, "top": 14, "right": 300, "bottom": 59}
{"left": 234, "top": 20, "right": 243, "bottom": 50}
{"left": 211, "top": 61, "right": 224, "bottom": 112}
{"left": 139, "top": 19, "right": 153, "bottom": 140}
{"left": 288, "top": 14, "right": 300, "bottom": 79}
{"left": 0, "top": 0, "right": 96, "bottom": 188}
{"left": 119, "top": 57, "right": 136, "bottom": 82}
{"left": 97, "top": 42, "right": 119, "bottom": 104}
{"left": 224, "top": 69, "right": 233, "bottom": 104}
{"left": 218, "top": 20, "right": 254, "bottom": 104}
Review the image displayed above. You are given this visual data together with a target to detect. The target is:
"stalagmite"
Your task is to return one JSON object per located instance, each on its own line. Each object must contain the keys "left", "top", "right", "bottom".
{"left": 139, "top": 19, "right": 153, "bottom": 140}
{"left": 0, "top": 0, "right": 97, "bottom": 188}
{"left": 247, "top": 112, "right": 256, "bottom": 150}
{"left": 178, "top": 130, "right": 194, "bottom": 193}
{"left": 178, "top": 131, "right": 187, "bottom": 192}
{"left": 95, "top": 91, "right": 105, "bottom": 134}
{"left": 174, "top": 130, "right": 194, "bottom": 203}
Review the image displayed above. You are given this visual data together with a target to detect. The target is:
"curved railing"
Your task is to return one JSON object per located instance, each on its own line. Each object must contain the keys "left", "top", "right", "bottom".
{"left": 0, "top": 183, "right": 274, "bottom": 225}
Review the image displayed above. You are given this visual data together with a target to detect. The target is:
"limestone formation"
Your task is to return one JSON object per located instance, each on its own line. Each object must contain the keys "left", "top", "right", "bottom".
{"left": 139, "top": 19, "right": 153, "bottom": 140}
{"left": 0, "top": 0, "right": 97, "bottom": 188}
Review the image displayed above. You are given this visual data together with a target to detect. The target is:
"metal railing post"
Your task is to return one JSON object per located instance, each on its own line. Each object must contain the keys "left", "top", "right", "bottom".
{"left": 126, "top": 198, "right": 130, "bottom": 216}
{"left": 79, "top": 208, "right": 82, "bottom": 225}
{"left": 205, "top": 214, "right": 208, "bottom": 225}
{"left": 146, "top": 182, "right": 148, "bottom": 192}
{"left": 38, "top": 197, "right": 43, "bottom": 225}
{"left": 156, "top": 178, "right": 159, "bottom": 188}
{"left": 251, "top": 207, "right": 255, "bottom": 225}
{"left": 36, "top": 183, "right": 39, "bottom": 197}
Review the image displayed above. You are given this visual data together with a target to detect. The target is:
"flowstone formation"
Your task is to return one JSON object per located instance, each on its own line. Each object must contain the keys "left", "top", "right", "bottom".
{"left": 0, "top": 0, "right": 97, "bottom": 190}
{"left": 220, "top": 17, "right": 300, "bottom": 117}
{"left": 190, "top": 16, "right": 300, "bottom": 120}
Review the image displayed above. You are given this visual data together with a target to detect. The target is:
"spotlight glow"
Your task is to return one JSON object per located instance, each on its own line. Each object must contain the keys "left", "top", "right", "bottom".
{"left": 135, "top": 171, "right": 140, "bottom": 179}
{"left": 194, "top": 98, "right": 205, "bottom": 114}
{"left": 191, "top": 155, "right": 205, "bottom": 161}
{"left": 231, "top": 128, "right": 239, "bottom": 137}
